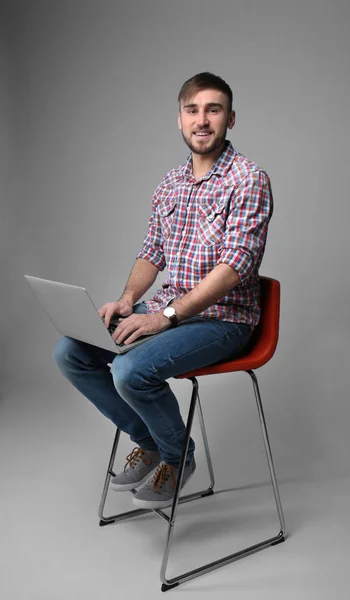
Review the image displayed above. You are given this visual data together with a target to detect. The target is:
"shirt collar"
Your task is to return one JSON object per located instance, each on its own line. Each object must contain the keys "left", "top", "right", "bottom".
{"left": 181, "top": 140, "right": 236, "bottom": 183}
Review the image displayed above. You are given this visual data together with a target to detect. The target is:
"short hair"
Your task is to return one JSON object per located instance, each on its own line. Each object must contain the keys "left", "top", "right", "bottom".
{"left": 178, "top": 72, "right": 233, "bottom": 112}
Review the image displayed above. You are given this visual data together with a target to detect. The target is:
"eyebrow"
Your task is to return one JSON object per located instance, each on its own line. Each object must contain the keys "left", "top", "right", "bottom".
{"left": 183, "top": 102, "right": 224, "bottom": 110}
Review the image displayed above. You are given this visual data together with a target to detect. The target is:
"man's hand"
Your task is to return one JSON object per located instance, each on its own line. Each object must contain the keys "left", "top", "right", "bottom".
{"left": 111, "top": 312, "right": 171, "bottom": 345}
{"left": 98, "top": 299, "right": 133, "bottom": 329}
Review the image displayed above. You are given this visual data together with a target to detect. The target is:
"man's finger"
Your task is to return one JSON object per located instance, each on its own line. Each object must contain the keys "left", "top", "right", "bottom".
{"left": 119, "top": 329, "right": 141, "bottom": 345}
{"left": 112, "top": 325, "right": 128, "bottom": 342}
{"left": 104, "top": 311, "right": 114, "bottom": 329}
{"left": 113, "top": 323, "right": 136, "bottom": 343}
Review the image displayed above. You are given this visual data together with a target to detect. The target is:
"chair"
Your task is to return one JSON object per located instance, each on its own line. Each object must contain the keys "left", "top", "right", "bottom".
{"left": 98, "top": 275, "right": 286, "bottom": 591}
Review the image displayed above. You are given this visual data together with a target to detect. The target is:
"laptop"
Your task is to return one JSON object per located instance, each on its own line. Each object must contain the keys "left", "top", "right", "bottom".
{"left": 24, "top": 275, "right": 162, "bottom": 354}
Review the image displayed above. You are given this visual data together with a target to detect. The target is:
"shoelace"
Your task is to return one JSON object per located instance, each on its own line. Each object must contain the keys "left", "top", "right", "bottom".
{"left": 152, "top": 463, "right": 176, "bottom": 491}
{"left": 124, "top": 447, "right": 151, "bottom": 472}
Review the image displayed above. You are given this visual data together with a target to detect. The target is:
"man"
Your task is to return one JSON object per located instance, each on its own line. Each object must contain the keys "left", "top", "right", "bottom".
{"left": 53, "top": 72, "right": 273, "bottom": 510}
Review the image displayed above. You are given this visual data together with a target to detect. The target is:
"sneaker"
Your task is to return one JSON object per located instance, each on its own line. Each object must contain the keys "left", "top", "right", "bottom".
{"left": 110, "top": 447, "right": 161, "bottom": 492}
{"left": 132, "top": 459, "right": 196, "bottom": 509}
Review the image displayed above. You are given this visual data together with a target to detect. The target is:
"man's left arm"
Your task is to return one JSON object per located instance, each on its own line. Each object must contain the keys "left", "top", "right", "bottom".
{"left": 170, "top": 263, "right": 240, "bottom": 322}
{"left": 171, "top": 169, "right": 273, "bottom": 321}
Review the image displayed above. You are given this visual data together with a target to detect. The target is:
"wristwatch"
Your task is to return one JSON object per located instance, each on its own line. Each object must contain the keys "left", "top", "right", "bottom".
{"left": 163, "top": 306, "right": 178, "bottom": 327}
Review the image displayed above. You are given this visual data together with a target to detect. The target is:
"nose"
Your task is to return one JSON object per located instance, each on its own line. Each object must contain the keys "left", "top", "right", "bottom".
{"left": 196, "top": 109, "right": 210, "bottom": 128}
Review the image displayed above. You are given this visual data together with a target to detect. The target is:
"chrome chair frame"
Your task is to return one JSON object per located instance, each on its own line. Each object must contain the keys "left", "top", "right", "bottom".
{"left": 98, "top": 370, "right": 286, "bottom": 592}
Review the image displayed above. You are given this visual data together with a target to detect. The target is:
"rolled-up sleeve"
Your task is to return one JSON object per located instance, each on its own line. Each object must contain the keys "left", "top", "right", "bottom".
{"left": 136, "top": 194, "right": 166, "bottom": 271}
{"left": 217, "top": 170, "right": 273, "bottom": 284}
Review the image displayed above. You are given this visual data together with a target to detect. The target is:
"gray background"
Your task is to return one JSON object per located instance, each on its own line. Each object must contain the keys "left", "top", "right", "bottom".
{"left": 1, "top": 1, "right": 350, "bottom": 598}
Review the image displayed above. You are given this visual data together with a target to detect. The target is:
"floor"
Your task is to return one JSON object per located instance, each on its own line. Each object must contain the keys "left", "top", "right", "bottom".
{"left": 1, "top": 381, "right": 349, "bottom": 600}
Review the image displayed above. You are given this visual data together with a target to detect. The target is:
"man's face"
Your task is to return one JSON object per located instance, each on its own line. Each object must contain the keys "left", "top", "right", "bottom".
{"left": 178, "top": 88, "right": 235, "bottom": 156}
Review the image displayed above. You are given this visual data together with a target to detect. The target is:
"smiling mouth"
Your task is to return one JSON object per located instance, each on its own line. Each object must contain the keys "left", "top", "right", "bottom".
{"left": 193, "top": 132, "right": 213, "bottom": 139}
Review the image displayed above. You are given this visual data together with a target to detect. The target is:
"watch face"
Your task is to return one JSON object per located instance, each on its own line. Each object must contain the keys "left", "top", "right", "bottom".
{"left": 164, "top": 306, "right": 176, "bottom": 318}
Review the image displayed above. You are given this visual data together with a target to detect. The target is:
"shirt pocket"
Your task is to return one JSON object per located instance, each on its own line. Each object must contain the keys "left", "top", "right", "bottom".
{"left": 157, "top": 190, "right": 177, "bottom": 239}
{"left": 197, "top": 198, "right": 227, "bottom": 247}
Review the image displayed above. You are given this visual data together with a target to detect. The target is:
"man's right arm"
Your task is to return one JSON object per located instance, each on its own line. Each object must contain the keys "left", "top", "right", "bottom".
{"left": 98, "top": 258, "right": 159, "bottom": 328}
{"left": 99, "top": 186, "right": 166, "bottom": 328}
{"left": 120, "top": 257, "right": 160, "bottom": 305}
{"left": 122, "top": 188, "right": 167, "bottom": 304}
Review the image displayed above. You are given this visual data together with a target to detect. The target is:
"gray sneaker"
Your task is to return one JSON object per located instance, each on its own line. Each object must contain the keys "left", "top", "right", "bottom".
{"left": 132, "top": 459, "right": 196, "bottom": 509}
{"left": 110, "top": 447, "right": 161, "bottom": 492}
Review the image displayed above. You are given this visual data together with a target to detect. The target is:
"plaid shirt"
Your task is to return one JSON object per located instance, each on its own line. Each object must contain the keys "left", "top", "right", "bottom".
{"left": 136, "top": 141, "right": 273, "bottom": 328}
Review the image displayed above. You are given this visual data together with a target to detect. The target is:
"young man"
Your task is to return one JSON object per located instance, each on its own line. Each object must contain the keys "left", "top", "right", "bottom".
{"left": 53, "top": 72, "right": 273, "bottom": 509}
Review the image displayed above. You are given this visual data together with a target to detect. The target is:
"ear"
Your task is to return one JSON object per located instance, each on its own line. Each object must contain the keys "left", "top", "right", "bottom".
{"left": 177, "top": 113, "right": 182, "bottom": 131}
{"left": 228, "top": 110, "right": 235, "bottom": 130}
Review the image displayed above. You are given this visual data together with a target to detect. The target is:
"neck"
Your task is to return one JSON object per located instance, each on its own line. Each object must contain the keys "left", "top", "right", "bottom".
{"left": 191, "top": 142, "right": 226, "bottom": 180}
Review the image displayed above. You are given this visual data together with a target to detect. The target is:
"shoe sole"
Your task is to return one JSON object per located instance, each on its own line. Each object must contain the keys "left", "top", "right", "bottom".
{"left": 132, "top": 468, "right": 196, "bottom": 509}
{"left": 110, "top": 466, "right": 159, "bottom": 492}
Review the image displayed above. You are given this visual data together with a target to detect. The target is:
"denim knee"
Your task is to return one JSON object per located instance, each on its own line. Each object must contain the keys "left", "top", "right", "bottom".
{"left": 110, "top": 353, "right": 149, "bottom": 398}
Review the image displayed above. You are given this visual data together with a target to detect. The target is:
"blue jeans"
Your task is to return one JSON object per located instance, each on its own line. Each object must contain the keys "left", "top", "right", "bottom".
{"left": 53, "top": 302, "right": 252, "bottom": 467}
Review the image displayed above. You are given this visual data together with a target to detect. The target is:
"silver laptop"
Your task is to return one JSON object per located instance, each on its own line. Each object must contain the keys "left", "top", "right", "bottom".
{"left": 25, "top": 275, "right": 161, "bottom": 354}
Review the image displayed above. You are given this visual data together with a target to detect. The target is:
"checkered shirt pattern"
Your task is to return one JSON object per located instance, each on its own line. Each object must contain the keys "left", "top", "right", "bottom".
{"left": 136, "top": 141, "right": 273, "bottom": 328}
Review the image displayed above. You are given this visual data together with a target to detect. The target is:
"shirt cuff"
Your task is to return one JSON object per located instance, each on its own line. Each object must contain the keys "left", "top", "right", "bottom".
{"left": 136, "top": 246, "right": 166, "bottom": 271}
{"left": 217, "top": 249, "right": 253, "bottom": 285}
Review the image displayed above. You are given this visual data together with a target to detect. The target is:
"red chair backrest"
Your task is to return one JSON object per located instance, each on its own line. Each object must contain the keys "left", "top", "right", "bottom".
{"left": 244, "top": 276, "right": 280, "bottom": 366}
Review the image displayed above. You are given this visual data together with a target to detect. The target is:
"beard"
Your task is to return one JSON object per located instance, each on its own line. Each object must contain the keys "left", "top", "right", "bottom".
{"left": 181, "top": 129, "right": 226, "bottom": 155}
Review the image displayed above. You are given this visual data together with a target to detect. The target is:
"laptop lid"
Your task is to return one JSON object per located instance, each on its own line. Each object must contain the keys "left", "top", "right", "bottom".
{"left": 25, "top": 275, "right": 123, "bottom": 353}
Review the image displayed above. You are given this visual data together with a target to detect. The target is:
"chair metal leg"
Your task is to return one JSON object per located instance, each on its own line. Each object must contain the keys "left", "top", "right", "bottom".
{"left": 196, "top": 393, "right": 215, "bottom": 492}
{"left": 160, "top": 372, "right": 286, "bottom": 592}
{"left": 98, "top": 428, "right": 154, "bottom": 525}
{"left": 159, "top": 377, "right": 199, "bottom": 588}
{"left": 247, "top": 369, "right": 286, "bottom": 534}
